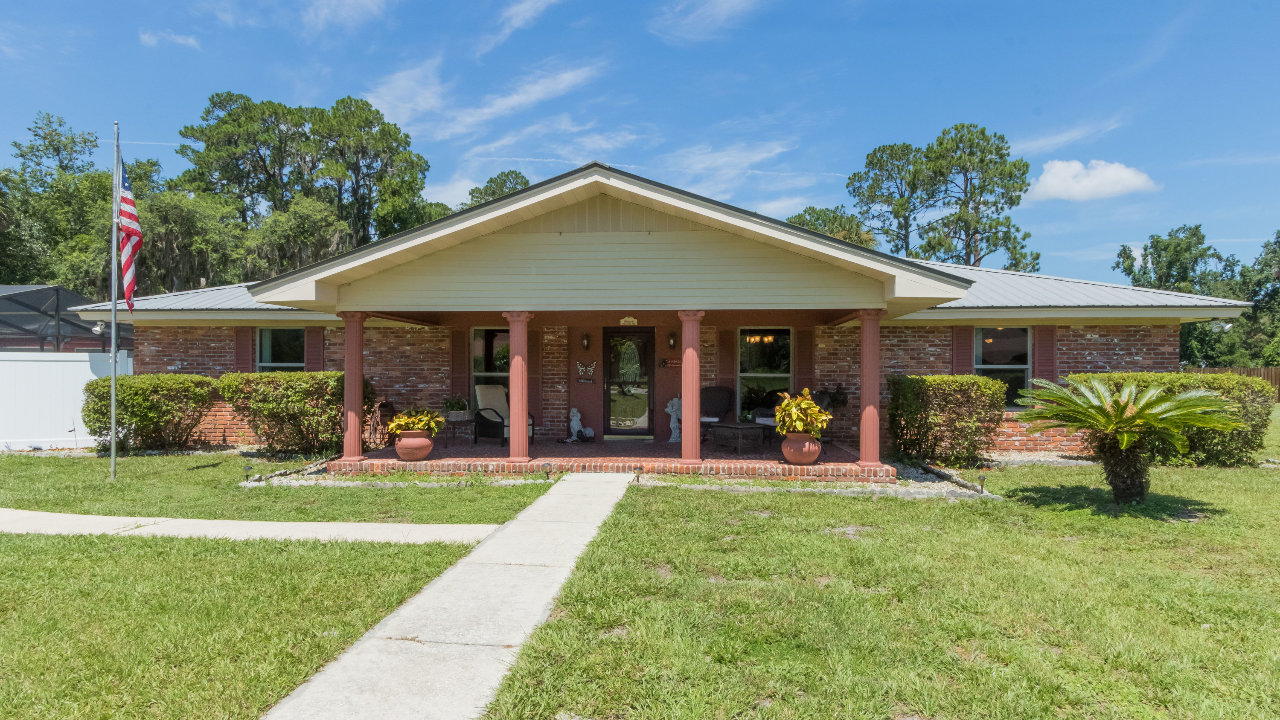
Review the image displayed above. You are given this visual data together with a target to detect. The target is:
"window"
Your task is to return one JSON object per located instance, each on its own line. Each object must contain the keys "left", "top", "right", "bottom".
{"left": 471, "top": 328, "right": 510, "bottom": 400}
{"left": 257, "top": 328, "right": 305, "bottom": 371}
{"left": 975, "top": 327, "right": 1030, "bottom": 406}
{"left": 738, "top": 328, "right": 791, "bottom": 415}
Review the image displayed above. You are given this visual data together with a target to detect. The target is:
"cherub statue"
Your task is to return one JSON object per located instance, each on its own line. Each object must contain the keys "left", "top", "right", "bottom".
{"left": 566, "top": 408, "right": 584, "bottom": 442}
{"left": 665, "top": 397, "right": 681, "bottom": 442}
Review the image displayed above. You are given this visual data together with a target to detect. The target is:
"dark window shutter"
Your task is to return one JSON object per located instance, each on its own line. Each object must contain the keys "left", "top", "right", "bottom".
{"left": 304, "top": 327, "right": 324, "bottom": 371}
{"left": 1032, "top": 325, "right": 1058, "bottom": 381}
{"left": 952, "top": 326, "right": 974, "bottom": 374}
{"left": 234, "top": 327, "right": 255, "bottom": 372}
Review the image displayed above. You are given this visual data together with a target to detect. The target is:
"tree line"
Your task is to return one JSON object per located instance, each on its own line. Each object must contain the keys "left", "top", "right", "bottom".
{"left": 1, "top": 105, "right": 1275, "bottom": 365}
{"left": 0, "top": 96, "right": 531, "bottom": 300}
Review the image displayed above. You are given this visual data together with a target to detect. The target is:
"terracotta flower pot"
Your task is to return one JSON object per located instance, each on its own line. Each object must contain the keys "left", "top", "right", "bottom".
{"left": 781, "top": 432, "right": 821, "bottom": 465}
{"left": 395, "top": 430, "right": 435, "bottom": 461}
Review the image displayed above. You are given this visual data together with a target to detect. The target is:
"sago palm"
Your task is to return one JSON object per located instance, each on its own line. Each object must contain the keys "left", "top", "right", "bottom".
{"left": 1016, "top": 378, "right": 1243, "bottom": 503}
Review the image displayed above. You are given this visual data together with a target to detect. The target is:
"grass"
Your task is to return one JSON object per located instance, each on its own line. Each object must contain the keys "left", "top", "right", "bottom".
{"left": 0, "top": 533, "right": 469, "bottom": 718}
{"left": 485, "top": 464, "right": 1280, "bottom": 718}
{"left": 0, "top": 453, "right": 547, "bottom": 524}
{"left": 1259, "top": 404, "right": 1280, "bottom": 461}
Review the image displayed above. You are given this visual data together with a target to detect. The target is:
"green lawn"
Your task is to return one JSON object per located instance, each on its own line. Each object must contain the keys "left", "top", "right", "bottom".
{"left": 0, "top": 533, "right": 468, "bottom": 718}
{"left": 0, "top": 454, "right": 548, "bottom": 524}
{"left": 1260, "top": 404, "right": 1280, "bottom": 461}
{"left": 486, "top": 462, "right": 1280, "bottom": 719}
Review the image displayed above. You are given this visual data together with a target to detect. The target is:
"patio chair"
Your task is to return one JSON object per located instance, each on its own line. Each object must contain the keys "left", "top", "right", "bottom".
{"left": 473, "top": 384, "right": 535, "bottom": 445}
{"left": 698, "top": 386, "right": 735, "bottom": 438}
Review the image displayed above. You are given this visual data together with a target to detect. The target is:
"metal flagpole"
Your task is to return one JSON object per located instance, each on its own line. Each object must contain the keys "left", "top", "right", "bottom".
{"left": 109, "top": 122, "right": 120, "bottom": 481}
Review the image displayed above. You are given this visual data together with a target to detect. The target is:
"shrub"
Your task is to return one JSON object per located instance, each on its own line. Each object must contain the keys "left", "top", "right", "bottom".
{"left": 1068, "top": 372, "right": 1274, "bottom": 466}
{"left": 774, "top": 389, "right": 833, "bottom": 438}
{"left": 1018, "top": 378, "right": 1243, "bottom": 503}
{"left": 83, "top": 374, "right": 216, "bottom": 450}
{"left": 217, "top": 372, "right": 375, "bottom": 454}
{"left": 888, "top": 374, "right": 1007, "bottom": 465}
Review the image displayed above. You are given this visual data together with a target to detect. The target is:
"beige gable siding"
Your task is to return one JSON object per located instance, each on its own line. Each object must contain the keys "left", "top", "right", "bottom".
{"left": 500, "top": 194, "right": 707, "bottom": 234}
{"left": 337, "top": 229, "right": 884, "bottom": 311}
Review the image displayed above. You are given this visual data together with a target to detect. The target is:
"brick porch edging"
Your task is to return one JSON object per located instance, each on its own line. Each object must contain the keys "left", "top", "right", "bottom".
{"left": 326, "top": 458, "right": 897, "bottom": 481}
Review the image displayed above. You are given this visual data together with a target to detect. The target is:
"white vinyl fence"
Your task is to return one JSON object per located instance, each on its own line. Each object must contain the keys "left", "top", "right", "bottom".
{"left": 0, "top": 351, "right": 132, "bottom": 450}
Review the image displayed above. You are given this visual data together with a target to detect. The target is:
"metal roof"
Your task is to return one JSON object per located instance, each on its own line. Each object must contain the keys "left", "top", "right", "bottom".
{"left": 0, "top": 285, "right": 53, "bottom": 297}
{"left": 72, "top": 283, "right": 300, "bottom": 312}
{"left": 72, "top": 261, "right": 1250, "bottom": 316}
{"left": 910, "top": 260, "right": 1250, "bottom": 309}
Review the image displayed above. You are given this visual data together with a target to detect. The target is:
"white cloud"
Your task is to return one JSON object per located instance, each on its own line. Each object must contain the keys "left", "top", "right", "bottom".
{"left": 649, "top": 0, "right": 763, "bottom": 43}
{"left": 301, "top": 0, "right": 393, "bottom": 33}
{"left": 367, "top": 59, "right": 606, "bottom": 141}
{"left": 659, "top": 140, "right": 792, "bottom": 199}
{"left": 426, "top": 173, "right": 481, "bottom": 208}
{"left": 138, "top": 29, "right": 201, "bottom": 50}
{"left": 1025, "top": 160, "right": 1159, "bottom": 202}
{"left": 755, "top": 195, "right": 811, "bottom": 218}
{"left": 365, "top": 57, "right": 450, "bottom": 127}
{"left": 477, "top": 0, "right": 565, "bottom": 55}
{"left": 1012, "top": 116, "right": 1123, "bottom": 155}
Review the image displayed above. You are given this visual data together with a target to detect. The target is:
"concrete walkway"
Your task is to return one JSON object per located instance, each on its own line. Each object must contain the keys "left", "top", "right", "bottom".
{"left": 264, "top": 472, "right": 632, "bottom": 720}
{"left": 0, "top": 508, "right": 498, "bottom": 544}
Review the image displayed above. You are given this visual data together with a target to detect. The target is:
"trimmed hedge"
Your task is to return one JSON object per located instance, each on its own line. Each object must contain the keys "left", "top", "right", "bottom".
{"left": 83, "top": 374, "right": 216, "bottom": 450}
{"left": 217, "top": 371, "right": 376, "bottom": 454}
{"left": 887, "top": 374, "right": 1007, "bottom": 466}
{"left": 1068, "top": 372, "right": 1274, "bottom": 466}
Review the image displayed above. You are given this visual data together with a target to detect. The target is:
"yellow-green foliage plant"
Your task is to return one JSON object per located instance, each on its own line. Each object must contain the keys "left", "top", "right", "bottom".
{"left": 774, "top": 389, "right": 833, "bottom": 438}
{"left": 387, "top": 408, "right": 444, "bottom": 436}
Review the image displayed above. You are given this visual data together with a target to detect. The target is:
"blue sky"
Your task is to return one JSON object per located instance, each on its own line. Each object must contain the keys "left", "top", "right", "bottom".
{"left": 2, "top": 0, "right": 1277, "bottom": 283}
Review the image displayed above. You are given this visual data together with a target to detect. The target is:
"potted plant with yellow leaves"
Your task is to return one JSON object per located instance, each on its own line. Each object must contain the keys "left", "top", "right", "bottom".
{"left": 774, "top": 388, "right": 833, "bottom": 465}
{"left": 387, "top": 408, "right": 444, "bottom": 461}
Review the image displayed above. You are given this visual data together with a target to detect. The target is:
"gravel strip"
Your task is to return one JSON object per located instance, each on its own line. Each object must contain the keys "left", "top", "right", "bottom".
{"left": 637, "top": 467, "right": 998, "bottom": 501}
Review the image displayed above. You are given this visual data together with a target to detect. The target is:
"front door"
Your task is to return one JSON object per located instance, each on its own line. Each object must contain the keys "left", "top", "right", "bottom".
{"left": 603, "top": 327, "right": 655, "bottom": 437}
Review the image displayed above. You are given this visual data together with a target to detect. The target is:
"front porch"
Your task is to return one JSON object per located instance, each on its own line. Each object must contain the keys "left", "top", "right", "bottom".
{"left": 327, "top": 438, "right": 896, "bottom": 480}
{"left": 332, "top": 307, "right": 895, "bottom": 478}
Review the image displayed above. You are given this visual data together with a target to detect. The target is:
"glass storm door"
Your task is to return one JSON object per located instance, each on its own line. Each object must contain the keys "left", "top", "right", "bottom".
{"left": 603, "top": 328, "right": 655, "bottom": 437}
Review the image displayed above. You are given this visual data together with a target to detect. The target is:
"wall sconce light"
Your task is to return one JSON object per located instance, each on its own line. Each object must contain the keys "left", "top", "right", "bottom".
{"left": 581, "top": 333, "right": 591, "bottom": 350}
{"left": 667, "top": 331, "right": 678, "bottom": 349}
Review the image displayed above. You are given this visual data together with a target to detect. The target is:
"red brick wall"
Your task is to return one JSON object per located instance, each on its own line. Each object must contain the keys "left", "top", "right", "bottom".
{"left": 134, "top": 326, "right": 240, "bottom": 375}
{"left": 539, "top": 326, "right": 569, "bottom": 439}
{"left": 991, "top": 324, "right": 1181, "bottom": 453}
{"left": 1056, "top": 325, "right": 1181, "bottom": 374}
{"left": 323, "top": 325, "right": 452, "bottom": 413}
{"left": 700, "top": 325, "right": 718, "bottom": 387}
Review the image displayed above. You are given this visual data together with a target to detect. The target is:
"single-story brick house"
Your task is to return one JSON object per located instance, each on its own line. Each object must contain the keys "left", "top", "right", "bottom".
{"left": 74, "top": 162, "right": 1247, "bottom": 478}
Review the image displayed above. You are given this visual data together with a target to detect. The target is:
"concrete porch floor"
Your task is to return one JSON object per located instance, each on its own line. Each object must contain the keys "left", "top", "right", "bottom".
{"left": 327, "top": 438, "right": 896, "bottom": 481}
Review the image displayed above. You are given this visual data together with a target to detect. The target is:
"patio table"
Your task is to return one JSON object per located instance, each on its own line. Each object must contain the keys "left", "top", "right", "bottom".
{"left": 705, "top": 422, "right": 771, "bottom": 455}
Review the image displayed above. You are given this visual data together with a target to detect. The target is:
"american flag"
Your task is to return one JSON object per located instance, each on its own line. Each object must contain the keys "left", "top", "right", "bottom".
{"left": 117, "top": 167, "right": 143, "bottom": 311}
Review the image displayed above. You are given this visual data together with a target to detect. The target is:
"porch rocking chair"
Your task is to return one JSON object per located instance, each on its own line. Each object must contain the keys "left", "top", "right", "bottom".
{"left": 473, "top": 384, "right": 535, "bottom": 446}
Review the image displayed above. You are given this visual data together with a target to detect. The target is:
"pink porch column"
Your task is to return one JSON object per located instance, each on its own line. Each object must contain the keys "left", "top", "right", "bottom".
{"left": 678, "top": 310, "right": 705, "bottom": 464}
{"left": 858, "top": 309, "right": 885, "bottom": 467}
{"left": 503, "top": 311, "right": 533, "bottom": 462}
{"left": 338, "top": 311, "right": 367, "bottom": 461}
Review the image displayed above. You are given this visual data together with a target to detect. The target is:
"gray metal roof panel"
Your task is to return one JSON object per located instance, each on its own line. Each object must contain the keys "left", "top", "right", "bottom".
{"left": 71, "top": 284, "right": 300, "bottom": 312}
{"left": 909, "top": 260, "right": 1249, "bottom": 309}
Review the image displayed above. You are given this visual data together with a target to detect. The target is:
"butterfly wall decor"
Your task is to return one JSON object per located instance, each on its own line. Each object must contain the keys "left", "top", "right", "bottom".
{"left": 576, "top": 361, "right": 597, "bottom": 376}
